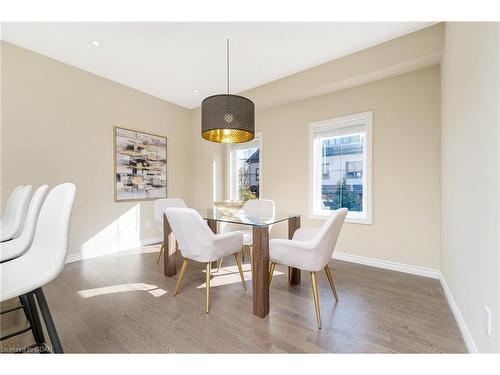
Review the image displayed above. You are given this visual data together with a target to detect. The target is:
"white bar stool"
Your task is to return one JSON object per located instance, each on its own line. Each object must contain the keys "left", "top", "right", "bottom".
{"left": 0, "top": 185, "right": 23, "bottom": 224}
{"left": 1, "top": 185, "right": 32, "bottom": 242}
{"left": 0, "top": 183, "right": 76, "bottom": 353}
{"left": 0, "top": 185, "right": 48, "bottom": 262}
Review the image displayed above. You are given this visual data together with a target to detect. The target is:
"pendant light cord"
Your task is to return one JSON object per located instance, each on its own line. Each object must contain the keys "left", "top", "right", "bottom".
{"left": 226, "top": 39, "right": 230, "bottom": 94}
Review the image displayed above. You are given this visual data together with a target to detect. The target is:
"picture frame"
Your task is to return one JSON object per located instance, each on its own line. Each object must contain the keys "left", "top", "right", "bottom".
{"left": 113, "top": 126, "right": 167, "bottom": 202}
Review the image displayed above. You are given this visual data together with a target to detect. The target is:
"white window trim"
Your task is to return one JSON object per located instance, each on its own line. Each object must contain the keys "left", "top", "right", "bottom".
{"left": 308, "top": 111, "right": 373, "bottom": 225}
{"left": 226, "top": 133, "right": 263, "bottom": 200}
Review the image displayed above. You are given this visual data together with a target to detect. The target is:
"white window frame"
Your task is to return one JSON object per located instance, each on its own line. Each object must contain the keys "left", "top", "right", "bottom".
{"left": 226, "top": 133, "right": 263, "bottom": 201}
{"left": 309, "top": 111, "right": 373, "bottom": 224}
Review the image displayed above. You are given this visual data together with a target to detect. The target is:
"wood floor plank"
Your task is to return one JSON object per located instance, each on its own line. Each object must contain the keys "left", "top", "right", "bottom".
{"left": 0, "top": 245, "right": 466, "bottom": 353}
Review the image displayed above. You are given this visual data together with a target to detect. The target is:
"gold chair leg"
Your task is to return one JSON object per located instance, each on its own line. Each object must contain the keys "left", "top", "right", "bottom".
{"left": 173, "top": 259, "right": 189, "bottom": 296}
{"left": 234, "top": 252, "right": 247, "bottom": 291}
{"left": 205, "top": 263, "right": 211, "bottom": 314}
{"left": 175, "top": 242, "right": 180, "bottom": 264}
{"left": 269, "top": 262, "right": 276, "bottom": 286}
{"left": 156, "top": 244, "right": 164, "bottom": 264}
{"left": 324, "top": 265, "right": 339, "bottom": 302}
{"left": 241, "top": 246, "right": 246, "bottom": 262}
{"left": 217, "top": 257, "right": 224, "bottom": 273}
{"left": 310, "top": 272, "right": 322, "bottom": 329}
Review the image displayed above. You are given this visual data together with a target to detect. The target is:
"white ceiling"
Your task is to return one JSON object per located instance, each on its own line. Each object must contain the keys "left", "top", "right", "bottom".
{"left": 1, "top": 22, "right": 433, "bottom": 109}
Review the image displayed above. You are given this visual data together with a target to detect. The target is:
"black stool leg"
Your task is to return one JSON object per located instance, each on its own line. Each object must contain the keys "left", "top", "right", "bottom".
{"left": 20, "top": 293, "right": 46, "bottom": 347}
{"left": 34, "top": 287, "right": 63, "bottom": 353}
{"left": 27, "top": 293, "right": 48, "bottom": 351}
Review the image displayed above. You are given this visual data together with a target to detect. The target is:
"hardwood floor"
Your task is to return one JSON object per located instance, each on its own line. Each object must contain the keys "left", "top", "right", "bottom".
{"left": 1, "top": 245, "right": 466, "bottom": 353}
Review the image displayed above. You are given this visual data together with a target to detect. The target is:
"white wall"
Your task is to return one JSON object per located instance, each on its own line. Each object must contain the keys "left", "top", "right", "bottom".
{"left": 441, "top": 22, "right": 500, "bottom": 353}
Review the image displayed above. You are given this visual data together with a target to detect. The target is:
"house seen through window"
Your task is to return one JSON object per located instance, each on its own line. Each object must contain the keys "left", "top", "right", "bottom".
{"left": 310, "top": 112, "right": 372, "bottom": 224}
{"left": 228, "top": 136, "right": 261, "bottom": 201}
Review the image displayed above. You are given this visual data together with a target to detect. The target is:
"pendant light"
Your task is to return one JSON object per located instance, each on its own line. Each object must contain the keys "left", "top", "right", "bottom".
{"left": 201, "top": 39, "right": 255, "bottom": 143}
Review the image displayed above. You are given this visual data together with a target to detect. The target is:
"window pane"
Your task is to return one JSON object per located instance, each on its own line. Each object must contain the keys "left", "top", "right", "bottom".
{"left": 320, "top": 134, "right": 363, "bottom": 212}
{"left": 233, "top": 147, "right": 259, "bottom": 200}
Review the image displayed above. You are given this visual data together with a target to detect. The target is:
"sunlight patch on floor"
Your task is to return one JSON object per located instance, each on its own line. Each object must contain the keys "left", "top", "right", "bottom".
{"left": 197, "top": 264, "right": 284, "bottom": 288}
{"left": 78, "top": 283, "right": 167, "bottom": 298}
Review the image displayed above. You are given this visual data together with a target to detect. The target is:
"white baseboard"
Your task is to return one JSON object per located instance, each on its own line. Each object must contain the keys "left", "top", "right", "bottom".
{"left": 439, "top": 273, "right": 477, "bottom": 353}
{"left": 332, "top": 251, "right": 440, "bottom": 279}
{"left": 65, "top": 253, "right": 83, "bottom": 263}
{"left": 65, "top": 236, "right": 162, "bottom": 264}
{"left": 332, "top": 252, "right": 474, "bottom": 352}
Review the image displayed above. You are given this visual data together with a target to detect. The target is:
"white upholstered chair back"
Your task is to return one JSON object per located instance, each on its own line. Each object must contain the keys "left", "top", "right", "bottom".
{"left": 164, "top": 207, "right": 215, "bottom": 262}
{"left": 154, "top": 198, "right": 187, "bottom": 234}
{"left": 241, "top": 199, "right": 275, "bottom": 219}
{"left": 311, "top": 208, "right": 348, "bottom": 268}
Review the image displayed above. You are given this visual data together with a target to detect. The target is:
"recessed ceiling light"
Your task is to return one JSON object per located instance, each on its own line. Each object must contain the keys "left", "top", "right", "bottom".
{"left": 193, "top": 89, "right": 200, "bottom": 94}
{"left": 91, "top": 40, "right": 100, "bottom": 46}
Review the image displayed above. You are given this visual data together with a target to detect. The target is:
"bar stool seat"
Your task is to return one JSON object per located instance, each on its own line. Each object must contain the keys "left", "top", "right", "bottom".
{"left": 0, "top": 185, "right": 32, "bottom": 242}
{"left": 0, "top": 183, "right": 76, "bottom": 353}
{"left": 0, "top": 185, "right": 48, "bottom": 263}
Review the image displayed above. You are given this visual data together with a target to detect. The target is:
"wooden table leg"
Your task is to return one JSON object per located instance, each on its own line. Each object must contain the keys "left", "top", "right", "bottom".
{"left": 252, "top": 226, "right": 270, "bottom": 318}
{"left": 207, "top": 218, "right": 217, "bottom": 234}
{"left": 207, "top": 219, "right": 218, "bottom": 268}
{"left": 163, "top": 214, "right": 177, "bottom": 277}
{"left": 288, "top": 216, "right": 301, "bottom": 285}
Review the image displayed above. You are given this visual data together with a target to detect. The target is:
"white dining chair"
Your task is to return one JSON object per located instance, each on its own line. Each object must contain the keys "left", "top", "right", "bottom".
{"left": 0, "top": 183, "right": 76, "bottom": 353}
{"left": 0, "top": 185, "right": 23, "bottom": 224}
{"left": 0, "top": 185, "right": 33, "bottom": 242}
{"left": 269, "top": 208, "right": 348, "bottom": 329}
{"left": 220, "top": 199, "right": 275, "bottom": 270}
{"left": 165, "top": 207, "right": 246, "bottom": 313}
{"left": 154, "top": 198, "right": 187, "bottom": 264}
{"left": 0, "top": 185, "right": 48, "bottom": 262}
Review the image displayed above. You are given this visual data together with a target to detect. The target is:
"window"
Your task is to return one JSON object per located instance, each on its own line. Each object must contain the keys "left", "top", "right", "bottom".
{"left": 227, "top": 135, "right": 262, "bottom": 201}
{"left": 309, "top": 112, "right": 372, "bottom": 224}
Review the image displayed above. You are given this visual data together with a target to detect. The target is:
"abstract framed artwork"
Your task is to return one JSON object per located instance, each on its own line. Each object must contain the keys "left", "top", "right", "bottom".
{"left": 113, "top": 126, "right": 167, "bottom": 201}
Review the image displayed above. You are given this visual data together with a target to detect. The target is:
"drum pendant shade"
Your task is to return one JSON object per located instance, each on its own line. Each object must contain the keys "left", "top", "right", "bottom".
{"left": 201, "top": 40, "right": 255, "bottom": 143}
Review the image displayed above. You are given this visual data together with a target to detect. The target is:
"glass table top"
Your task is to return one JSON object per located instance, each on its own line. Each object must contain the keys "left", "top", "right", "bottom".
{"left": 194, "top": 208, "right": 299, "bottom": 227}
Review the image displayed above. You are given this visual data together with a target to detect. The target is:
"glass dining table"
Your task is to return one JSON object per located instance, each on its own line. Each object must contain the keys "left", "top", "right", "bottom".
{"left": 162, "top": 208, "right": 301, "bottom": 318}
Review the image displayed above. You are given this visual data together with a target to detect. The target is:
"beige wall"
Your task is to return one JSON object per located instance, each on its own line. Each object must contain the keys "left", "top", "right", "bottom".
{"left": 441, "top": 22, "right": 500, "bottom": 353}
{"left": 260, "top": 66, "right": 441, "bottom": 269}
{"left": 1, "top": 41, "right": 192, "bottom": 258}
{"left": 191, "top": 66, "right": 442, "bottom": 270}
{"left": 188, "top": 107, "right": 226, "bottom": 209}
